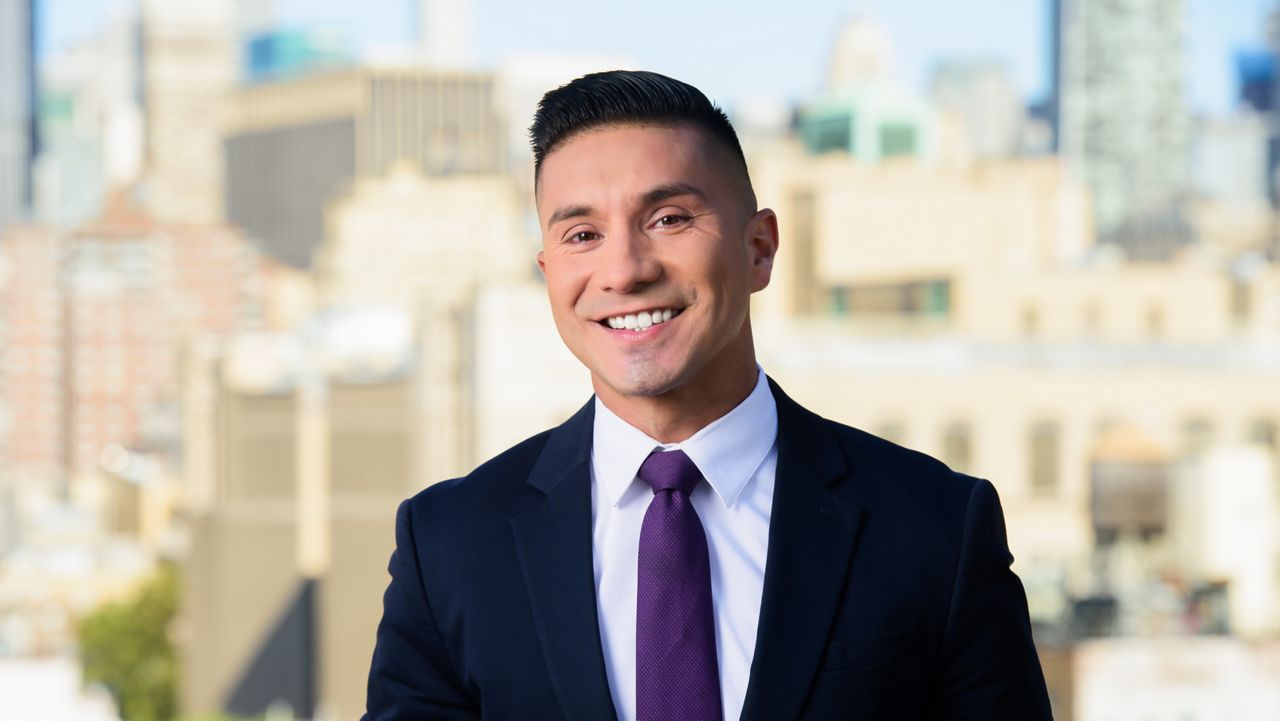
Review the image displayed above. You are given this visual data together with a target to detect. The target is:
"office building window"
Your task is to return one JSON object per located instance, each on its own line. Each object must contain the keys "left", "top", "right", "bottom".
{"left": 1029, "top": 421, "right": 1060, "bottom": 495}
{"left": 1248, "top": 419, "right": 1277, "bottom": 450}
{"left": 803, "top": 112, "right": 853, "bottom": 154}
{"left": 879, "top": 122, "right": 917, "bottom": 157}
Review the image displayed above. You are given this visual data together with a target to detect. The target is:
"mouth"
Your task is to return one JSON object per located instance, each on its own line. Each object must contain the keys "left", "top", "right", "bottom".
{"left": 597, "top": 307, "right": 685, "bottom": 332}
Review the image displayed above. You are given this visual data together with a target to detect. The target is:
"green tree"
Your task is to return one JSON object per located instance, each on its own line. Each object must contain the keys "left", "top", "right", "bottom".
{"left": 77, "top": 563, "right": 179, "bottom": 721}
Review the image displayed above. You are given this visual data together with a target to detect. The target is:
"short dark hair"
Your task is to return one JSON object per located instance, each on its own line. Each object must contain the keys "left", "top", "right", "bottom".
{"left": 529, "top": 70, "right": 754, "bottom": 207}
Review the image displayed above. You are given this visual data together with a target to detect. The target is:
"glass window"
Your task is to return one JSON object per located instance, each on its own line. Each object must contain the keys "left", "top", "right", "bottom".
{"left": 1029, "top": 421, "right": 1060, "bottom": 495}
{"left": 803, "top": 112, "right": 853, "bottom": 154}
{"left": 879, "top": 123, "right": 917, "bottom": 157}
{"left": 1248, "top": 419, "right": 1276, "bottom": 450}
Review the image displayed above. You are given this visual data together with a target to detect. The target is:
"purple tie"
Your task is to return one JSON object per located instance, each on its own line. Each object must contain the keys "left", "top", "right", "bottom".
{"left": 635, "top": 449, "right": 722, "bottom": 721}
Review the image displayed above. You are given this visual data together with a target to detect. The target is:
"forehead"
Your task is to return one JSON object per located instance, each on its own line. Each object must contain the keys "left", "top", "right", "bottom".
{"left": 535, "top": 124, "right": 729, "bottom": 209}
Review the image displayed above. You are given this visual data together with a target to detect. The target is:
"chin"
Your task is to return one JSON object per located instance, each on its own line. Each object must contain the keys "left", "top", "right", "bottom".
{"left": 599, "top": 360, "right": 689, "bottom": 399}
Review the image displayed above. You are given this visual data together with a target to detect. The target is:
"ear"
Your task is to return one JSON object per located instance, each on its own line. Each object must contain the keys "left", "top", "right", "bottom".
{"left": 745, "top": 208, "right": 779, "bottom": 293}
{"left": 536, "top": 249, "right": 547, "bottom": 277}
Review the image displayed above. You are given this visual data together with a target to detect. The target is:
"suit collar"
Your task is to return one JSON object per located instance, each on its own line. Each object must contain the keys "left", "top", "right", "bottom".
{"left": 513, "top": 397, "right": 619, "bottom": 721}
{"left": 591, "top": 367, "right": 778, "bottom": 509}
{"left": 525, "top": 397, "right": 594, "bottom": 494}
{"left": 516, "top": 380, "right": 863, "bottom": 721}
{"left": 739, "top": 378, "right": 865, "bottom": 721}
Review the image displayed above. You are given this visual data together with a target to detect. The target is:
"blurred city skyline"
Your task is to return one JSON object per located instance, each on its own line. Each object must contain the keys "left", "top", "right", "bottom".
{"left": 38, "top": 0, "right": 1272, "bottom": 115}
{"left": 5, "top": 0, "right": 1280, "bottom": 718}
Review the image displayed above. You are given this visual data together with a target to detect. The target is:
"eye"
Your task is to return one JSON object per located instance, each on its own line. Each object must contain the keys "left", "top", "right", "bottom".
{"left": 653, "top": 214, "right": 689, "bottom": 229}
{"left": 566, "top": 229, "right": 600, "bottom": 244}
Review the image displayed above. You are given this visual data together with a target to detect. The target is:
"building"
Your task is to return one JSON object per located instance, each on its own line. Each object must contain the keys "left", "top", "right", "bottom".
{"left": 141, "top": 0, "right": 236, "bottom": 223}
{"left": 1238, "top": 49, "right": 1275, "bottom": 114}
{"left": 749, "top": 142, "right": 1092, "bottom": 321}
{"left": 234, "top": 0, "right": 276, "bottom": 80}
{"left": 0, "top": 0, "right": 37, "bottom": 229}
{"left": 0, "top": 225, "right": 64, "bottom": 487}
{"left": 33, "top": 10, "right": 145, "bottom": 227}
{"left": 1171, "top": 446, "right": 1280, "bottom": 637}
{"left": 1054, "top": 0, "right": 1191, "bottom": 244}
{"left": 747, "top": 139, "right": 1280, "bottom": 620}
{"left": 244, "top": 28, "right": 353, "bottom": 85}
{"left": 182, "top": 148, "right": 590, "bottom": 717}
{"left": 224, "top": 67, "right": 506, "bottom": 268}
{"left": 315, "top": 164, "right": 530, "bottom": 310}
{"left": 178, "top": 279, "right": 594, "bottom": 718}
{"left": 180, "top": 319, "right": 417, "bottom": 720}
{"left": 1072, "top": 637, "right": 1280, "bottom": 720}
{"left": 494, "top": 52, "right": 635, "bottom": 185}
{"left": 825, "top": 15, "right": 894, "bottom": 89}
{"left": 1193, "top": 113, "right": 1271, "bottom": 206}
{"left": 929, "top": 60, "right": 1025, "bottom": 159}
{"left": 796, "top": 18, "right": 942, "bottom": 163}
{"left": 0, "top": 198, "right": 266, "bottom": 498}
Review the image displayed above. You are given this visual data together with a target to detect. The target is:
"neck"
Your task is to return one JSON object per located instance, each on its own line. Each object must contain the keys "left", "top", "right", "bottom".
{"left": 593, "top": 340, "right": 760, "bottom": 444}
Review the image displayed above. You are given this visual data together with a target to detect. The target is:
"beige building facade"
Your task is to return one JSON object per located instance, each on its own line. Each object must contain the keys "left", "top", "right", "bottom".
{"left": 142, "top": 0, "right": 235, "bottom": 223}
{"left": 224, "top": 67, "right": 506, "bottom": 267}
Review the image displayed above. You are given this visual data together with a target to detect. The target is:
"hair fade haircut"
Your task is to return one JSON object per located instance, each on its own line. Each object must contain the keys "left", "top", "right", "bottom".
{"left": 529, "top": 70, "right": 754, "bottom": 206}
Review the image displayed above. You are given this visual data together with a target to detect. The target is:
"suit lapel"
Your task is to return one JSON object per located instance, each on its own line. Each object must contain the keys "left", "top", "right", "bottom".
{"left": 510, "top": 400, "right": 619, "bottom": 721}
{"left": 740, "top": 380, "right": 866, "bottom": 721}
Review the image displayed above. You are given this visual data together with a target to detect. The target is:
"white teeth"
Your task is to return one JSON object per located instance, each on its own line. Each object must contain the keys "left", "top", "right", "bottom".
{"left": 604, "top": 308, "right": 680, "bottom": 331}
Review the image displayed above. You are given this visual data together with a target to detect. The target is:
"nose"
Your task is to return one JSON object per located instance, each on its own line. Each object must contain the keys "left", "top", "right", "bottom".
{"left": 596, "top": 226, "right": 661, "bottom": 294}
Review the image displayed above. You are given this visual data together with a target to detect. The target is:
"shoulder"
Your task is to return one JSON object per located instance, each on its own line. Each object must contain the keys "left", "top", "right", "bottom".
{"left": 398, "top": 426, "right": 557, "bottom": 545}
{"left": 816, "top": 412, "right": 987, "bottom": 535}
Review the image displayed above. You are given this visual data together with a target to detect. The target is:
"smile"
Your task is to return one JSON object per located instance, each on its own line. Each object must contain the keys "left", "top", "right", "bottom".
{"left": 600, "top": 308, "right": 684, "bottom": 331}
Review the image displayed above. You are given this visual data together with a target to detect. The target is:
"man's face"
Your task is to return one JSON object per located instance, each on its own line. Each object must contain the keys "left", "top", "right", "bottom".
{"left": 535, "top": 123, "right": 777, "bottom": 402}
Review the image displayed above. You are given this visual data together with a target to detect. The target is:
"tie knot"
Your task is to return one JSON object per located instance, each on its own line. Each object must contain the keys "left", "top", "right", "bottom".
{"left": 637, "top": 449, "right": 702, "bottom": 495}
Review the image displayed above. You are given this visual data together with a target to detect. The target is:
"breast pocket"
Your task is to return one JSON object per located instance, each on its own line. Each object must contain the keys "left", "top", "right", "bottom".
{"left": 820, "top": 628, "right": 923, "bottom": 672}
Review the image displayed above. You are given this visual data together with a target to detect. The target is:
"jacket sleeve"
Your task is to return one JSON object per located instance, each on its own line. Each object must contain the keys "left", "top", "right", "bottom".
{"left": 934, "top": 479, "right": 1055, "bottom": 720}
{"left": 363, "top": 499, "right": 479, "bottom": 720}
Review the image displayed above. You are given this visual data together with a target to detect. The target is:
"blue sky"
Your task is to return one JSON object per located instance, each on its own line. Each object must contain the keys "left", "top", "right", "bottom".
{"left": 39, "top": 0, "right": 1274, "bottom": 115}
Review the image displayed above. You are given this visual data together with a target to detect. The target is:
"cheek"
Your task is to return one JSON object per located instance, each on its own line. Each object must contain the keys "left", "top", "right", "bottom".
{"left": 544, "top": 261, "right": 584, "bottom": 306}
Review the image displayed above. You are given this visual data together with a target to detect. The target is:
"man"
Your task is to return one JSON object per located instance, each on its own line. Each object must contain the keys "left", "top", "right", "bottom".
{"left": 364, "top": 70, "right": 1053, "bottom": 720}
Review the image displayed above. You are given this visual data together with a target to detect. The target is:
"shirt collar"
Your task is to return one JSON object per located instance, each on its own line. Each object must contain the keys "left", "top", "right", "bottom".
{"left": 592, "top": 368, "right": 778, "bottom": 509}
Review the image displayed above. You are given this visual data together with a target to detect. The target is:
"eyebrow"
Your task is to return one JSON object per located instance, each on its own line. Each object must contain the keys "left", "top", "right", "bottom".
{"left": 546, "top": 203, "right": 594, "bottom": 230}
{"left": 545, "top": 182, "right": 709, "bottom": 230}
{"left": 641, "top": 182, "right": 707, "bottom": 207}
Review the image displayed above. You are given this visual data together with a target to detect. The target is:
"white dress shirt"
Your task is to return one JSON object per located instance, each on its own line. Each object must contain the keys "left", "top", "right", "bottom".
{"left": 590, "top": 368, "right": 778, "bottom": 721}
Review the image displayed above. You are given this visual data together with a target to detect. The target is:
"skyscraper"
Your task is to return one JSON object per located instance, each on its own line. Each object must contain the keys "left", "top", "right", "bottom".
{"left": 0, "top": 0, "right": 37, "bottom": 229}
{"left": 930, "top": 60, "right": 1025, "bottom": 159}
{"left": 142, "top": 0, "right": 236, "bottom": 223}
{"left": 1054, "top": 0, "right": 1191, "bottom": 244}
{"left": 224, "top": 67, "right": 505, "bottom": 268}
{"left": 35, "top": 10, "right": 146, "bottom": 227}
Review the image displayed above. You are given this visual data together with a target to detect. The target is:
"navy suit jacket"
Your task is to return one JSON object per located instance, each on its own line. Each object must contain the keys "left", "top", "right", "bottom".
{"left": 363, "top": 380, "right": 1053, "bottom": 720}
